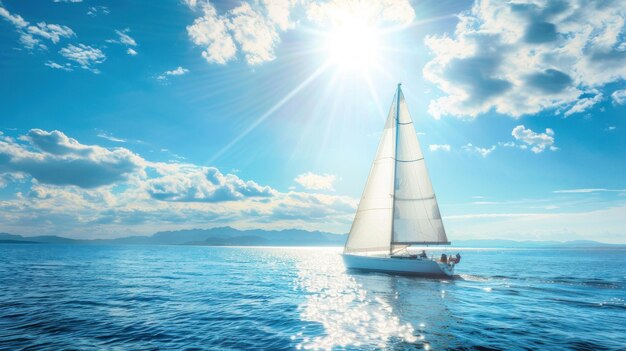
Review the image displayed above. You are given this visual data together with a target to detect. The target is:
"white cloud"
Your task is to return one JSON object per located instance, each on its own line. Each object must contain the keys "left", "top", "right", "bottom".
{"left": 0, "top": 7, "right": 28, "bottom": 28}
{"left": 228, "top": 2, "right": 280, "bottom": 65}
{"left": 87, "top": 6, "right": 110, "bottom": 17}
{"left": 185, "top": 0, "right": 415, "bottom": 65}
{"left": 429, "top": 144, "right": 451, "bottom": 152}
{"left": 187, "top": 3, "right": 237, "bottom": 64}
{"left": 157, "top": 66, "right": 190, "bottom": 80}
{"left": 553, "top": 188, "right": 626, "bottom": 194}
{"left": 146, "top": 165, "right": 276, "bottom": 202}
{"left": 107, "top": 28, "right": 139, "bottom": 55}
{"left": 0, "top": 129, "right": 357, "bottom": 238}
{"left": 26, "top": 22, "right": 74, "bottom": 44}
{"left": 611, "top": 89, "right": 626, "bottom": 105}
{"left": 563, "top": 92, "right": 603, "bottom": 117}
{"left": 295, "top": 172, "right": 337, "bottom": 191}
{"left": 462, "top": 143, "right": 495, "bottom": 157}
{"left": 59, "top": 44, "right": 106, "bottom": 73}
{"left": 511, "top": 125, "right": 557, "bottom": 153}
{"left": 263, "top": 0, "right": 297, "bottom": 30}
{"left": 45, "top": 60, "right": 72, "bottom": 71}
{"left": 423, "top": 0, "right": 626, "bottom": 118}
{"left": 114, "top": 29, "right": 137, "bottom": 47}
{"left": 0, "top": 5, "right": 74, "bottom": 49}
{"left": 0, "top": 129, "right": 144, "bottom": 188}
{"left": 97, "top": 133, "right": 126, "bottom": 143}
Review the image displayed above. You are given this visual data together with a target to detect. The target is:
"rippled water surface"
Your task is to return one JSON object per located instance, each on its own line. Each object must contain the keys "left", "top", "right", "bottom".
{"left": 0, "top": 244, "right": 624, "bottom": 350}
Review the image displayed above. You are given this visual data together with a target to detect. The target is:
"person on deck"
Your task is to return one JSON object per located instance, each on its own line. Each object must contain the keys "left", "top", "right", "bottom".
{"left": 440, "top": 253, "right": 447, "bottom": 263}
{"left": 419, "top": 250, "right": 427, "bottom": 259}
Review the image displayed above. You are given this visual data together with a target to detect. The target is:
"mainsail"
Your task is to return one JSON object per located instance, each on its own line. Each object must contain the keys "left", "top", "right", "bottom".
{"left": 344, "top": 84, "right": 449, "bottom": 254}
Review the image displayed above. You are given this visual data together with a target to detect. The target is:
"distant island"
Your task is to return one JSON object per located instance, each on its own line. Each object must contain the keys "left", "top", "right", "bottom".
{"left": 0, "top": 227, "right": 623, "bottom": 248}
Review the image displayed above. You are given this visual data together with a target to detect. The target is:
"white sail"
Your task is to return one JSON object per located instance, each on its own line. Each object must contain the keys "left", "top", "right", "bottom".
{"left": 391, "top": 89, "right": 448, "bottom": 250}
{"left": 344, "top": 95, "right": 397, "bottom": 254}
{"left": 344, "top": 85, "right": 449, "bottom": 255}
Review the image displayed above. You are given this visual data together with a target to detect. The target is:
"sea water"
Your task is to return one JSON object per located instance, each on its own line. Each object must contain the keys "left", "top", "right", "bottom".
{"left": 0, "top": 244, "right": 624, "bottom": 350}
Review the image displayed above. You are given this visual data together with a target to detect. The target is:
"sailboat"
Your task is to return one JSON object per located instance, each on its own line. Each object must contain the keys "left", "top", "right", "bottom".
{"left": 342, "top": 84, "right": 457, "bottom": 277}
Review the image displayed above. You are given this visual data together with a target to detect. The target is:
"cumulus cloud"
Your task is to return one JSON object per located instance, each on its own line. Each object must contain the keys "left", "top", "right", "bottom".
{"left": 462, "top": 143, "right": 495, "bottom": 157}
{"left": 611, "top": 89, "right": 626, "bottom": 105}
{"left": 511, "top": 125, "right": 557, "bottom": 153}
{"left": 0, "top": 129, "right": 357, "bottom": 237}
{"left": 187, "top": 3, "right": 237, "bottom": 64}
{"left": 59, "top": 44, "right": 106, "bottom": 73}
{"left": 295, "top": 172, "right": 337, "bottom": 191}
{"left": 0, "top": 5, "right": 74, "bottom": 49}
{"left": 424, "top": 0, "right": 626, "bottom": 118}
{"left": 127, "top": 48, "right": 138, "bottom": 56}
{"left": 146, "top": 165, "right": 275, "bottom": 202}
{"left": 185, "top": 0, "right": 415, "bottom": 65}
{"left": 228, "top": 2, "right": 280, "bottom": 65}
{"left": 0, "top": 129, "right": 144, "bottom": 188}
{"left": 429, "top": 144, "right": 451, "bottom": 152}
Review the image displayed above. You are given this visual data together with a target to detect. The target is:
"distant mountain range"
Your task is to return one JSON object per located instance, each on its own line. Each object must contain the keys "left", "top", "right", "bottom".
{"left": 0, "top": 227, "right": 346, "bottom": 247}
{"left": 0, "top": 228, "right": 623, "bottom": 248}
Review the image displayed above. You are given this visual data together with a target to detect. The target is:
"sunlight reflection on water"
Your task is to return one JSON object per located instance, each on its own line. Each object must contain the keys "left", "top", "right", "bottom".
{"left": 292, "top": 249, "right": 419, "bottom": 350}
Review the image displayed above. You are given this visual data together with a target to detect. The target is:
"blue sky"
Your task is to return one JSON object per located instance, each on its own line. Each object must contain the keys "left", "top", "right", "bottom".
{"left": 0, "top": 0, "right": 625, "bottom": 243}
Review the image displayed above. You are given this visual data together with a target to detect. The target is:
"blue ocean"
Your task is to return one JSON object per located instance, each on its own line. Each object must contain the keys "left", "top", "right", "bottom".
{"left": 0, "top": 244, "right": 624, "bottom": 350}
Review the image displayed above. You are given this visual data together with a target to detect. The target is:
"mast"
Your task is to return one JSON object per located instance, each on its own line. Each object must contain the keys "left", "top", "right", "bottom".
{"left": 389, "top": 83, "right": 401, "bottom": 255}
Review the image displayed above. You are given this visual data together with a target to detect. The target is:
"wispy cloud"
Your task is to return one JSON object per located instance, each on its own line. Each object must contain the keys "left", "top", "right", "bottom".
{"left": 45, "top": 60, "right": 72, "bottom": 71}
{"left": 106, "top": 28, "right": 138, "bottom": 55}
{"left": 87, "top": 6, "right": 110, "bottom": 17}
{"left": 553, "top": 189, "right": 626, "bottom": 194}
{"left": 462, "top": 143, "right": 495, "bottom": 157}
{"left": 429, "top": 144, "right": 451, "bottom": 152}
{"left": 157, "top": 66, "right": 190, "bottom": 81}
{"left": 97, "top": 133, "right": 126, "bottom": 143}
{"left": 611, "top": 89, "right": 626, "bottom": 105}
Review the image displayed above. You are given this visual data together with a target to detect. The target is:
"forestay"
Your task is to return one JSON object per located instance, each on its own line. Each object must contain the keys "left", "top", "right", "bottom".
{"left": 344, "top": 85, "right": 449, "bottom": 255}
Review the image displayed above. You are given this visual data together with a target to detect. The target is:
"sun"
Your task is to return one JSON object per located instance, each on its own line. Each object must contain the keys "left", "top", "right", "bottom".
{"left": 323, "top": 18, "right": 381, "bottom": 71}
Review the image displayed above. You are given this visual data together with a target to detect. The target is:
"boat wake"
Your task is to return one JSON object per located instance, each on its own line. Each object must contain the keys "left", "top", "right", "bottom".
{"left": 455, "top": 274, "right": 489, "bottom": 282}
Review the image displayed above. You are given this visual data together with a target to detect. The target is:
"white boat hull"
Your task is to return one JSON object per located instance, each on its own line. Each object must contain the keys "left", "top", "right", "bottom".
{"left": 342, "top": 254, "right": 455, "bottom": 277}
